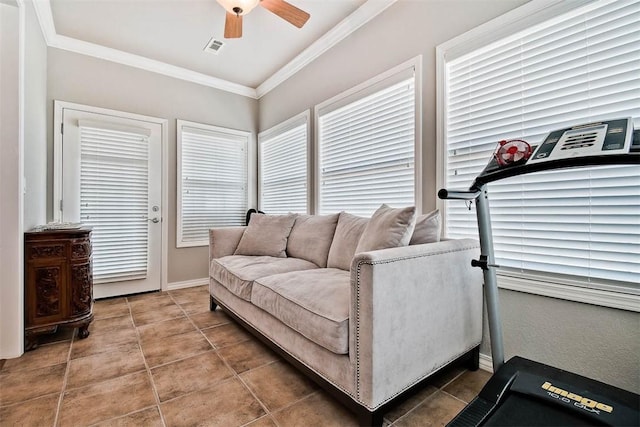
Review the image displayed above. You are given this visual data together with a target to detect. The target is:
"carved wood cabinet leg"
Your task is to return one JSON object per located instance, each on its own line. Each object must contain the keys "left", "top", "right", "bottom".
{"left": 210, "top": 296, "right": 218, "bottom": 311}
{"left": 78, "top": 326, "right": 90, "bottom": 339}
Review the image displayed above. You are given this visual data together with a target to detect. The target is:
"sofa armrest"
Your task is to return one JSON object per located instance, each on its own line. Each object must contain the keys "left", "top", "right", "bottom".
{"left": 209, "top": 227, "right": 246, "bottom": 261}
{"left": 349, "top": 238, "right": 483, "bottom": 409}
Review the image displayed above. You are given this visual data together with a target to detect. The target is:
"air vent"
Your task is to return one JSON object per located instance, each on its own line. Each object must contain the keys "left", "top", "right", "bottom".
{"left": 204, "top": 38, "right": 225, "bottom": 55}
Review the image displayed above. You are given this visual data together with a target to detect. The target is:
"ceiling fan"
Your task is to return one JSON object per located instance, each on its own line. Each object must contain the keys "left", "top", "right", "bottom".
{"left": 216, "top": 0, "right": 310, "bottom": 38}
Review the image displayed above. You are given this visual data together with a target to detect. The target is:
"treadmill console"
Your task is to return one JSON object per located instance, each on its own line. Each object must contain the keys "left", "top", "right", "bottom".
{"left": 528, "top": 118, "right": 634, "bottom": 164}
{"left": 473, "top": 118, "right": 639, "bottom": 187}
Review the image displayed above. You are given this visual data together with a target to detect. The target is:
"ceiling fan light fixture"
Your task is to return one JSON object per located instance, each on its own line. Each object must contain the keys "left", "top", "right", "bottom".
{"left": 216, "top": 0, "right": 260, "bottom": 16}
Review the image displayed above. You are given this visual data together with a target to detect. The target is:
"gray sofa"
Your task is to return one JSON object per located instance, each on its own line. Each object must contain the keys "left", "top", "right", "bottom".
{"left": 208, "top": 207, "right": 483, "bottom": 426}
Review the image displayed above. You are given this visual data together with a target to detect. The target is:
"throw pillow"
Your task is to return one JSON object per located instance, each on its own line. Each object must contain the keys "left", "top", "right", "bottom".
{"left": 287, "top": 213, "right": 340, "bottom": 267}
{"left": 410, "top": 209, "right": 442, "bottom": 245}
{"left": 234, "top": 213, "right": 297, "bottom": 258}
{"left": 326, "top": 212, "right": 369, "bottom": 271}
{"left": 355, "top": 204, "right": 416, "bottom": 253}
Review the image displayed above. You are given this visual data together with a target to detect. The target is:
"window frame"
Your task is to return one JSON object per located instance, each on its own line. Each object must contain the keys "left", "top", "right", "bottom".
{"left": 435, "top": 0, "right": 640, "bottom": 311}
{"left": 258, "top": 110, "right": 311, "bottom": 214}
{"left": 176, "top": 119, "right": 251, "bottom": 248}
{"left": 313, "top": 56, "right": 423, "bottom": 217}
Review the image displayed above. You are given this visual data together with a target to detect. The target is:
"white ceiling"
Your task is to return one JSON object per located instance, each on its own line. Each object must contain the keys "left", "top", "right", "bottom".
{"left": 47, "top": 0, "right": 371, "bottom": 92}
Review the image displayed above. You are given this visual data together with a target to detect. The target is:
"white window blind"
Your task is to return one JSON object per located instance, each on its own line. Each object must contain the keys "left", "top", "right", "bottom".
{"left": 443, "top": 0, "right": 640, "bottom": 286}
{"left": 178, "top": 121, "right": 248, "bottom": 247}
{"left": 259, "top": 113, "right": 308, "bottom": 214}
{"left": 79, "top": 124, "right": 150, "bottom": 283}
{"left": 317, "top": 70, "right": 416, "bottom": 216}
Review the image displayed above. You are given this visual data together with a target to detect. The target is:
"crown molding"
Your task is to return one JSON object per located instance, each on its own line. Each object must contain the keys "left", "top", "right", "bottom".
{"left": 31, "top": 0, "right": 257, "bottom": 98}
{"left": 31, "top": 0, "right": 396, "bottom": 99}
{"left": 256, "top": 0, "right": 397, "bottom": 98}
{"left": 51, "top": 34, "right": 258, "bottom": 98}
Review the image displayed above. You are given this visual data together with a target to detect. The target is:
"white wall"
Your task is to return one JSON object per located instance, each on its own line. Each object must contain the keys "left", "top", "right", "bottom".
{"left": 47, "top": 49, "right": 259, "bottom": 284}
{"left": 0, "top": 0, "right": 24, "bottom": 358}
{"left": 23, "top": 0, "right": 47, "bottom": 230}
{"left": 258, "top": 0, "right": 639, "bottom": 394}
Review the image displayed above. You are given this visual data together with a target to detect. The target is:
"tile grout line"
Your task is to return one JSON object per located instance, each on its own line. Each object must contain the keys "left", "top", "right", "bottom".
{"left": 52, "top": 329, "right": 76, "bottom": 427}
{"left": 386, "top": 369, "right": 469, "bottom": 427}
{"left": 169, "top": 290, "right": 278, "bottom": 427}
{"left": 125, "top": 295, "right": 168, "bottom": 427}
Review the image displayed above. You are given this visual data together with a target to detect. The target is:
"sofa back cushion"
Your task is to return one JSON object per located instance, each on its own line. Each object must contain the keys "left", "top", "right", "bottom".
{"left": 234, "top": 213, "right": 296, "bottom": 258}
{"left": 286, "top": 213, "right": 339, "bottom": 267}
{"left": 410, "top": 209, "right": 441, "bottom": 245}
{"left": 355, "top": 204, "right": 416, "bottom": 253}
{"left": 326, "top": 212, "right": 369, "bottom": 271}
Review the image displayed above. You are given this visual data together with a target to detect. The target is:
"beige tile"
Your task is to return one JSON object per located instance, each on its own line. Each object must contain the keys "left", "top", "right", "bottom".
{"left": 429, "top": 364, "right": 466, "bottom": 389}
{"left": 169, "top": 285, "right": 208, "bottom": 302}
{"left": 58, "top": 371, "right": 156, "bottom": 426}
{"left": 443, "top": 369, "right": 491, "bottom": 403}
{"left": 93, "top": 297, "right": 130, "bottom": 320}
{"left": 66, "top": 342, "right": 146, "bottom": 390}
{"left": 218, "top": 339, "right": 279, "bottom": 374}
{"left": 0, "top": 393, "right": 59, "bottom": 426}
{"left": 202, "top": 322, "right": 252, "bottom": 349}
{"left": 88, "top": 315, "right": 135, "bottom": 334}
{"left": 383, "top": 383, "right": 438, "bottom": 423}
{"left": 127, "top": 293, "right": 174, "bottom": 311}
{"left": 137, "top": 317, "right": 196, "bottom": 343}
{"left": 394, "top": 391, "right": 466, "bottom": 427}
{"left": 241, "top": 360, "right": 318, "bottom": 411}
{"left": 92, "top": 406, "right": 163, "bottom": 427}
{"left": 151, "top": 351, "right": 233, "bottom": 402}
{"left": 131, "top": 302, "right": 185, "bottom": 327}
{"left": 140, "top": 330, "right": 212, "bottom": 367}
{"left": 1, "top": 341, "right": 69, "bottom": 372}
{"left": 0, "top": 363, "right": 66, "bottom": 406}
{"left": 160, "top": 378, "right": 265, "bottom": 427}
{"left": 244, "top": 415, "right": 278, "bottom": 427}
{"left": 172, "top": 293, "right": 210, "bottom": 314}
{"left": 126, "top": 290, "right": 168, "bottom": 304}
{"left": 71, "top": 327, "right": 138, "bottom": 360}
{"left": 273, "top": 391, "right": 358, "bottom": 427}
{"left": 189, "top": 310, "right": 231, "bottom": 329}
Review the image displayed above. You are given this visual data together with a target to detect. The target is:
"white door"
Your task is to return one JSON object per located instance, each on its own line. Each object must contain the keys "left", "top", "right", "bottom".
{"left": 57, "top": 104, "right": 163, "bottom": 298}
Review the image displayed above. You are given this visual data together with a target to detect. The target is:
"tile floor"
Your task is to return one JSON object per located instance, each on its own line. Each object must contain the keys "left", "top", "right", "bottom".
{"left": 0, "top": 285, "right": 490, "bottom": 426}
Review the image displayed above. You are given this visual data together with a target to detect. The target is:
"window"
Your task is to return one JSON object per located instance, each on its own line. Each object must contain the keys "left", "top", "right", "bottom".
{"left": 438, "top": 0, "right": 640, "bottom": 287}
{"left": 177, "top": 120, "right": 249, "bottom": 247}
{"left": 316, "top": 62, "right": 420, "bottom": 216}
{"left": 258, "top": 111, "right": 309, "bottom": 214}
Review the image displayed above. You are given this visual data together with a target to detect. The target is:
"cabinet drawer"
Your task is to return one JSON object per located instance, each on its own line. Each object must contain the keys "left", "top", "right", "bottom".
{"left": 28, "top": 243, "right": 66, "bottom": 260}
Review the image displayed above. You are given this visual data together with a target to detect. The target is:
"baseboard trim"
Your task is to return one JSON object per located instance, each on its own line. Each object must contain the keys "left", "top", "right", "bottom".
{"left": 166, "top": 278, "right": 208, "bottom": 291}
{"left": 479, "top": 353, "right": 493, "bottom": 373}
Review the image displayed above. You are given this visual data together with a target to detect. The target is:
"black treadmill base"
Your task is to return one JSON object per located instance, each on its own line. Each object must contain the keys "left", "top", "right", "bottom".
{"left": 448, "top": 356, "right": 639, "bottom": 427}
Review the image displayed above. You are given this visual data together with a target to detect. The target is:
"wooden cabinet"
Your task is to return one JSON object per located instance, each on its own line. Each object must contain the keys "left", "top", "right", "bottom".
{"left": 24, "top": 227, "right": 94, "bottom": 350}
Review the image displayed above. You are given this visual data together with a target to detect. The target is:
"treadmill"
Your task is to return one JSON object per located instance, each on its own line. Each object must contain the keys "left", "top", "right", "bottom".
{"left": 439, "top": 118, "right": 640, "bottom": 426}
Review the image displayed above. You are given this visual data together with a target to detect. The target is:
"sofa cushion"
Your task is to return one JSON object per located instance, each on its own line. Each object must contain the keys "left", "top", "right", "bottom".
{"left": 286, "top": 213, "right": 339, "bottom": 268}
{"left": 355, "top": 204, "right": 416, "bottom": 253}
{"left": 234, "top": 214, "right": 297, "bottom": 258}
{"left": 410, "top": 209, "right": 441, "bottom": 245}
{"left": 210, "top": 255, "right": 318, "bottom": 301}
{"left": 326, "top": 212, "right": 369, "bottom": 271}
{"left": 251, "top": 268, "right": 350, "bottom": 355}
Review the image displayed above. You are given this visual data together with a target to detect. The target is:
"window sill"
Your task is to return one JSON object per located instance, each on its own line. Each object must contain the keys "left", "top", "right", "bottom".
{"left": 496, "top": 274, "right": 639, "bottom": 313}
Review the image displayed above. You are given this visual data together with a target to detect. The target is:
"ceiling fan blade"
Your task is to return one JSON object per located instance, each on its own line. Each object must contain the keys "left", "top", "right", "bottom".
{"left": 260, "top": 0, "right": 310, "bottom": 28}
{"left": 224, "top": 12, "right": 243, "bottom": 38}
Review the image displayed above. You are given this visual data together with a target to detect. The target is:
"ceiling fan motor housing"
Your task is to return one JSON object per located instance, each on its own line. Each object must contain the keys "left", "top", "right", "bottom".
{"left": 217, "top": 0, "right": 260, "bottom": 16}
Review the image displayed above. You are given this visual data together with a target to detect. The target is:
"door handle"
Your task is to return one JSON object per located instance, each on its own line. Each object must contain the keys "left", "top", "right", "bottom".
{"left": 146, "top": 217, "right": 160, "bottom": 223}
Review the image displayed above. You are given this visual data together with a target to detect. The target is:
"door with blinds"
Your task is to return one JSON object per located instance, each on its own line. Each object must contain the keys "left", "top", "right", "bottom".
{"left": 57, "top": 105, "right": 163, "bottom": 298}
